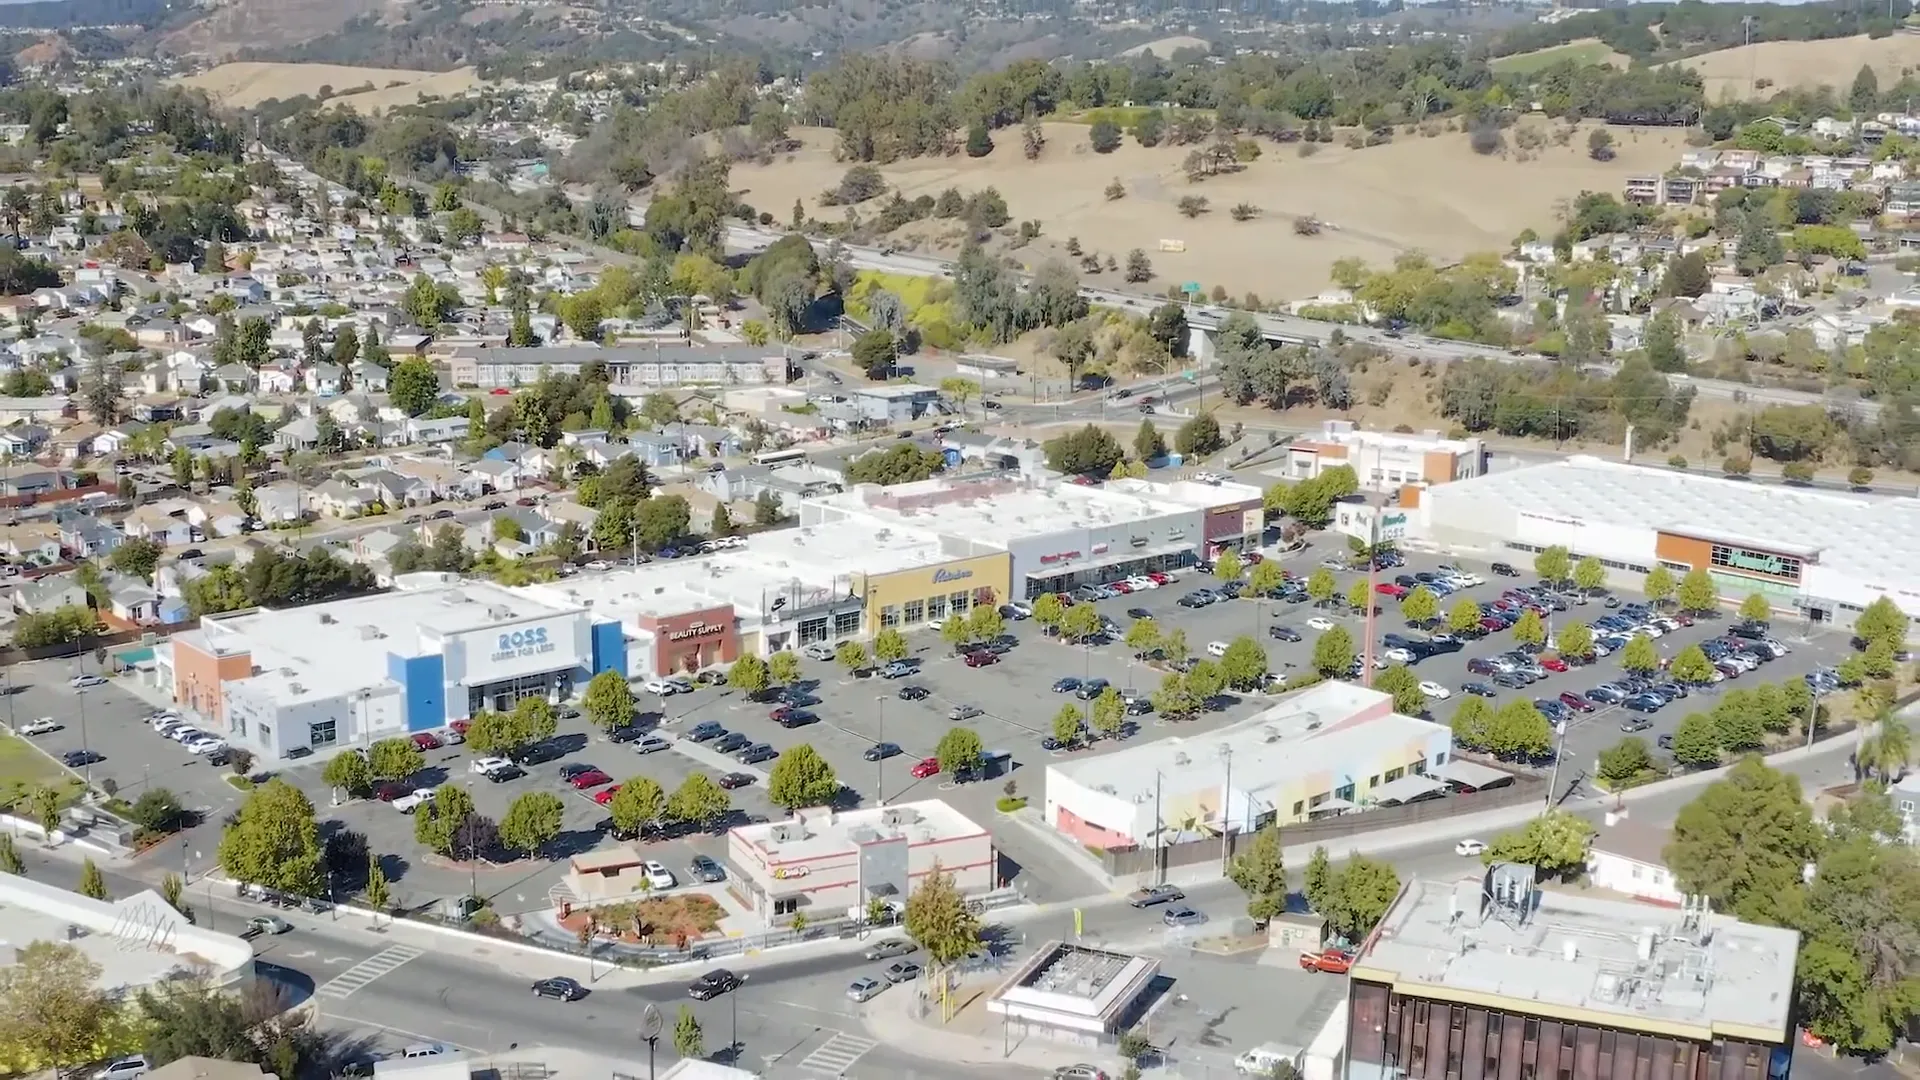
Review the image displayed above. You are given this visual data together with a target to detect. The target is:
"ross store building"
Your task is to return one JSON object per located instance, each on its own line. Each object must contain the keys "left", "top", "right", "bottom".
{"left": 1410, "top": 456, "right": 1920, "bottom": 624}
{"left": 723, "top": 801, "right": 993, "bottom": 923}
{"left": 161, "top": 580, "right": 626, "bottom": 762}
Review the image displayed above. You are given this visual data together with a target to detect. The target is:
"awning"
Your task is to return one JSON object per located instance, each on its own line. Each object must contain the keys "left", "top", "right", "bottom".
{"left": 1436, "top": 759, "right": 1513, "bottom": 790}
{"left": 1026, "top": 542, "right": 1190, "bottom": 579}
{"left": 1369, "top": 774, "right": 1447, "bottom": 806}
{"left": 1308, "top": 797, "right": 1357, "bottom": 818}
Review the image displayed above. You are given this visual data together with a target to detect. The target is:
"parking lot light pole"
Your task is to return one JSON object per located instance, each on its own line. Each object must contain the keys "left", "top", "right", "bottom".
{"left": 872, "top": 694, "right": 888, "bottom": 806}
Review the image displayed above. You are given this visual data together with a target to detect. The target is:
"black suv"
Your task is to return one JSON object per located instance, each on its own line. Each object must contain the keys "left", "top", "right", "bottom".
{"left": 1269, "top": 625, "right": 1302, "bottom": 642}
{"left": 686, "top": 721, "right": 726, "bottom": 742}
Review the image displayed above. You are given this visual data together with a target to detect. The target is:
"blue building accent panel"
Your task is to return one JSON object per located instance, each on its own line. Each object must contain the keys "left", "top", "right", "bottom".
{"left": 590, "top": 621, "right": 628, "bottom": 680}
{"left": 387, "top": 651, "right": 446, "bottom": 732}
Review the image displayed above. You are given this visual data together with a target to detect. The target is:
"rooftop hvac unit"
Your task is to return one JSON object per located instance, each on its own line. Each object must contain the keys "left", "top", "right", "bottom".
{"left": 319, "top": 613, "right": 335, "bottom": 624}
{"left": 1172, "top": 752, "right": 1190, "bottom": 766}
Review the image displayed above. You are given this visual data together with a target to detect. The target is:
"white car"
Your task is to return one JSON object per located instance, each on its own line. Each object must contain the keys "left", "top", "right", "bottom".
{"left": 1307, "top": 616, "right": 1335, "bottom": 631}
{"left": 641, "top": 860, "right": 676, "bottom": 890}
{"left": 1635, "top": 625, "right": 1664, "bottom": 639}
{"left": 392, "top": 788, "right": 436, "bottom": 814}
{"left": 1455, "top": 839, "right": 1487, "bottom": 857}
{"left": 70, "top": 674, "right": 107, "bottom": 690}
{"left": 585, "top": 560, "right": 612, "bottom": 572}
{"left": 1590, "top": 641, "right": 1613, "bottom": 657}
{"left": 1192, "top": 471, "right": 1224, "bottom": 484}
{"left": 640, "top": 678, "right": 679, "bottom": 696}
{"left": 665, "top": 676, "right": 694, "bottom": 694}
{"left": 1418, "top": 681, "right": 1452, "bottom": 700}
{"left": 802, "top": 643, "right": 835, "bottom": 661}
{"left": 168, "top": 727, "right": 205, "bottom": 743}
{"left": 470, "top": 756, "right": 513, "bottom": 775}
{"left": 1125, "top": 575, "right": 1157, "bottom": 591}
{"left": 1652, "top": 617, "right": 1681, "bottom": 633}
{"left": 146, "top": 711, "right": 181, "bottom": 727}
{"left": 1382, "top": 647, "right": 1415, "bottom": 664}
{"left": 93, "top": 1056, "right": 150, "bottom": 1080}
{"left": 186, "top": 738, "right": 228, "bottom": 756}
{"left": 1205, "top": 640, "right": 1230, "bottom": 657}
{"left": 17, "top": 717, "right": 57, "bottom": 736}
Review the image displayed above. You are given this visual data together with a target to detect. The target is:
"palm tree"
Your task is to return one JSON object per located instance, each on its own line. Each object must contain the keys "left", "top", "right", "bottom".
{"left": 1860, "top": 712, "right": 1911, "bottom": 781}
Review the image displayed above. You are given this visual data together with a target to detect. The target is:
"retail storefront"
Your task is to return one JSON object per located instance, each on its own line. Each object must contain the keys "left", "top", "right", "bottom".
{"left": 635, "top": 605, "right": 740, "bottom": 674}
{"left": 1009, "top": 511, "right": 1205, "bottom": 599}
{"left": 859, "top": 553, "right": 1013, "bottom": 635}
{"left": 1654, "top": 531, "right": 1815, "bottom": 615}
{"left": 438, "top": 614, "right": 596, "bottom": 717}
{"left": 1203, "top": 498, "right": 1264, "bottom": 556}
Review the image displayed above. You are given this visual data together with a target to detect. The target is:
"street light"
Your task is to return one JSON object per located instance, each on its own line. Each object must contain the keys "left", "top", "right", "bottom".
{"left": 872, "top": 693, "right": 889, "bottom": 806}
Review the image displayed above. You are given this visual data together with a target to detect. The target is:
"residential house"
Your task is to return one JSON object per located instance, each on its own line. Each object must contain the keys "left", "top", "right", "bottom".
{"left": 306, "top": 363, "right": 345, "bottom": 394}
{"left": 13, "top": 572, "right": 88, "bottom": 615}
{"left": 352, "top": 468, "right": 431, "bottom": 508}
{"left": 92, "top": 422, "right": 149, "bottom": 459}
{"left": 664, "top": 423, "right": 742, "bottom": 461}
{"left": 258, "top": 366, "right": 299, "bottom": 395}
{"left": 309, "top": 480, "right": 377, "bottom": 517}
{"left": 105, "top": 574, "right": 161, "bottom": 625}
{"left": 1584, "top": 814, "right": 1681, "bottom": 906}
{"left": 274, "top": 416, "right": 321, "bottom": 452}
{"left": 253, "top": 482, "right": 304, "bottom": 524}
{"left": 1624, "top": 176, "right": 1660, "bottom": 205}
{"left": 406, "top": 416, "right": 470, "bottom": 445}
{"left": 1886, "top": 181, "right": 1920, "bottom": 219}
{"left": 351, "top": 361, "right": 389, "bottom": 391}
{"left": 49, "top": 423, "right": 100, "bottom": 463}
{"left": 0, "top": 396, "right": 71, "bottom": 424}
{"left": 624, "top": 431, "right": 685, "bottom": 469}
{"left": 124, "top": 501, "right": 197, "bottom": 546}
{"left": 463, "top": 457, "right": 524, "bottom": 492}
{"left": 57, "top": 514, "right": 122, "bottom": 559}
{"left": 0, "top": 425, "right": 50, "bottom": 458}
{"left": 0, "top": 521, "right": 62, "bottom": 564}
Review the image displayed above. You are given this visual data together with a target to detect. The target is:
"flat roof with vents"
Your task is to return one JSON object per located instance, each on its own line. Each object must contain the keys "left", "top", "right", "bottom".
{"left": 800, "top": 474, "right": 1207, "bottom": 545}
{"left": 731, "top": 800, "right": 987, "bottom": 864}
{"left": 987, "top": 942, "right": 1160, "bottom": 1034}
{"left": 1352, "top": 872, "right": 1800, "bottom": 1041}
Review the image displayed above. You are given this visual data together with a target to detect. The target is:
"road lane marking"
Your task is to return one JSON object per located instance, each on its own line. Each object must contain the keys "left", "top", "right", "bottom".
{"left": 314, "top": 945, "right": 424, "bottom": 999}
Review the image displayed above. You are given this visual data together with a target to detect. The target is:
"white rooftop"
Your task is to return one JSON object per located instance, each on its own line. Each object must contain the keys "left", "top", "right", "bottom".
{"left": 1105, "top": 476, "right": 1264, "bottom": 509}
{"left": 803, "top": 475, "right": 1201, "bottom": 543}
{"left": 203, "top": 582, "right": 581, "bottom": 704}
{"left": 731, "top": 800, "right": 985, "bottom": 864}
{"left": 1304, "top": 418, "right": 1483, "bottom": 453}
{"left": 1048, "top": 681, "right": 1449, "bottom": 809}
{"left": 1359, "top": 873, "right": 1799, "bottom": 1040}
{"left": 0, "top": 874, "right": 254, "bottom": 992}
{"left": 1442, "top": 455, "right": 1920, "bottom": 583}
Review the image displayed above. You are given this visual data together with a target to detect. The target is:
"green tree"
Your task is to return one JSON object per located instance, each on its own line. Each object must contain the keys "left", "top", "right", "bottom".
{"left": 1620, "top": 634, "right": 1660, "bottom": 676}
{"left": 321, "top": 751, "right": 373, "bottom": 798}
{"left": 1859, "top": 713, "right": 1911, "bottom": 782}
{"left": 1643, "top": 565, "right": 1676, "bottom": 606}
{"left": 1482, "top": 811, "right": 1594, "bottom": 880}
{"left": 665, "top": 773, "right": 730, "bottom": 831}
{"left": 1162, "top": 628, "right": 1190, "bottom": 665}
{"left": 674, "top": 1005, "right": 704, "bottom": 1060}
{"left": 941, "top": 614, "right": 974, "bottom": 650}
{"left": 0, "top": 941, "right": 114, "bottom": 1075}
{"left": 1124, "top": 617, "right": 1161, "bottom": 655}
{"left": 1739, "top": 593, "right": 1772, "bottom": 622}
{"left": 1374, "top": 665, "right": 1428, "bottom": 716}
{"left": 835, "top": 640, "right": 869, "bottom": 674}
{"left": 1711, "top": 689, "right": 1766, "bottom": 752}
{"left": 1219, "top": 637, "right": 1269, "bottom": 690}
{"left": 1555, "top": 622, "right": 1594, "bottom": 661}
{"left": 498, "top": 791, "right": 564, "bottom": 859}
{"left": 77, "top": 857, "right": 108, "bottom": 900}
{"left": 1669, "top": 712, "right": 1721, "bottom": 768}
{"left": 1401, "top": 586, "right": 1439, "bottom": 625}
{"left": 1510, "top": 609, "right": 1546, "bottom": 649}
{"left": 1323, "top": 854, "right": 1400, "bottom": 938}
{"left": 1175, "top": 412, "right": 1225, "bottom": 457}
{"left": 1675, "top": 568, "right": 1718, "bottom": 613}
{"left": 1665, "top": 757, "right": 1822, "bottom": 925}
{"left": 1212, "top": 550, "right": 1242, "bottom": 583}
{"left": 1150, "top": 671, "right": 1199, "bottom": 719}
{"left": 872, "top": 628, "right": 910, "bottom": 664}
{"left": 365, "top": 853, "right": 391, "bottom": 910}
{"left": 967, "top": 604, "right": 1005, "bottom": 644}
{"left": 1247, "top": 560, "right": 1285, "bottom": 599}
{"left": 1226, "top": 824, "right": 1288, "bottom": 924}
{"left": 935, "top": 727, "right": 984, "bottom": 775}
{"left": 1448, "top": 597, "right": 1484, "bottom": 635}
{"left": 1312, "top": 626, "right": 1355, "bottom": 678}
{"left": 158, "top": 871, "right": 186, "bottom": 916}
{"left": 413, "top": 786, "right": 476, "bottom": 858}
{"left": 1306, "top": 568, "right": 1338, "bottom": 606}
{"left": 766, "top": 744, "right": 840, "bottom": 809}
{"left": 608, "top": 776, "right": 666, "bottom": 835}
{"left": 1597, "top": 737, "right": 1655, "bottom": 787}
{"left": 1051, "top": 704, "right": 1084, "bottom": 748}
{"left": 1533, "top": 546, "right": 1571, "bottom": 585}
{"left": 1489, "top": 700, "right": 1553, "bottom": 759}
{"left": 728, "top": 654, "right": 771, "bottom": 699}
{"left": 582, "top": 669, "right": 636, "bottom": 733}
{"left": 1450, "top": 695, "right": 1495, "bottom": 749}
{"left": 1300, "top": 846, "right": 1336, "bottom": 915}
{"left": 1060, "top": 603, "right": 1103, "bottom": 643}
{"left": 1345, "top": 578, "right": 1372, "bottom": 613}
{"left": 1572, "top": 557, "right": 1606, "bottom": 593}
{"left": 1091, "top": 688, "right": 1125, "bottom": 740}
{"left": 108, "top": 537, "right": 163, "bottom": 581}
{"left": 389, "top": 357, "right": 439, "bottom": 416}
{"left": 366, "top": 737, "right": 425, "bottom": 781}
{"left": 1134, "top": 419, "right": 1166, "bottom": 462}
{"left": 0, "top": 833, "right": 21, "bottom": 875}
{"left": 768, "top": 651, "right": 802, "bottom": 687}
{"left": 903, "top": 865, "right": 981, "bottom": 967}
{"left": 216, "top": 779, "right": 323, "bottom": 896}
{"left": 1854, "top": 597, "right": 1909, "bottom": 651}
{"left": 1668, "top": 644, "right": 1717, "bottom": 685}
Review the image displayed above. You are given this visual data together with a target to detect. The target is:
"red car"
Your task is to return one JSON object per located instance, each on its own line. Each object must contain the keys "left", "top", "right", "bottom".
{"left": 963, "top": 650, "right": 998, "bottom": 668}
{"left": 1479, "top": 617, "right": 1506, "bottom": 633}
{"left": 1672, "top": 612, "right": 1694, "bottom": 626}
{"left": 1243, "top": 552, "right": 1264, "bottom": 564}
{"left": 593, "top": 784, "right": 623, "bottom": 805}
{"left": 489, "top": 387, "right": 512, "bottom": 395}
{"left": 1147, "top": 572, "right": 1171, "bottom": 585}
{"left": 1559, "top": 692, "right": 1596, "bottom": 713}
{"left": 1109, "top": 581, "right": 1133, "bottom": 594}
{"left": 909, "top": 757, "right": 941, "bottom": 779}
{"left": 1299, "top": 949, "right": 1355, "bottom": 974}
{"left": 448, "top": 718, "right": 472, "bottom": 735}
{"left": 566, "top": 768, "right": 613, "bottom": 789}
{"left": 375, "top": 782, "right": 411, "bottom": 802}
{"left": 411, "top": 731, "right": 443, "bottom": 750}
{"left": 1055, "top": 593, "right": 1075, "bottom": 607}
{"left": 769, "top": 706, "right": 798, "bottom": 723}
{"left": 1376, "top": 583, "right": 1408, "bottom": 598}
{"left": 1539, "top": 656, "right": 1569, "bottom": 672}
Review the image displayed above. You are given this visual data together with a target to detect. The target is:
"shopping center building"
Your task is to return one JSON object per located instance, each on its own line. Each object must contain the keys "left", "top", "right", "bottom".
{"left": 161, "top": 579, "right": 627, "bottom": 761}
{"left": 1407, "top": 455, "right": 1920, "bottom": 624}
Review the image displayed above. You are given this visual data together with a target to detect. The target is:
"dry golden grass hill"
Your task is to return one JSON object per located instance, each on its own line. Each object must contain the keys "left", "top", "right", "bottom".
{"left": 1680, "top": 34, "right": 1920, "bottom": 100}
{"left": 174, "top": 62, "right": 482, "bottom": 111}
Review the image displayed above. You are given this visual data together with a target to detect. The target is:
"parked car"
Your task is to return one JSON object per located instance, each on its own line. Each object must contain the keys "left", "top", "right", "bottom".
{"left": 634, "top": 734, "right": 672, "bottom": 754}
{"left": 1455, "top": 839, "right": 1487, "bottom": 856}
{"left": 963, "top": 651, "right": 998, "bottom": 668}
{"left": 909, "top": 757, "right": 941, "bottom": 779}
{"left": 847, "top": 976, "right": 885, "bottom": 1003}
{"left": 718, "top": 772, "right": 756, "bottom": 790}
{"left": 880, "top": 660, "right": 915, "bottom": 679}
{"left": 70, "top": 674, "right": 108, "bottom": 690}
{"left": 1299, "top": 949, "right": 1356, "bottom": 974}
{"left": 883, "top": 961, "right": 923, "bottom": 983}
{"left": 689, "top": 855, "right": 725, "bottom": 883}
{"left": 410, "top": 732, "right": 443, "bottom": 751}
{"left": 897, "top": 685, "right": 930, "bottom": 701}
{"left": 16, "top": 717, "right": 57, "bottom": 735}
{"left": 392, "top": 788, "right": 436, "bottom": 813}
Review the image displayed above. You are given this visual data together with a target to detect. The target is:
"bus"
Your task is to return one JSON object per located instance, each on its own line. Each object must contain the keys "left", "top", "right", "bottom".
{"left": 751, "top": 448, "right": 809, "bottom": 468}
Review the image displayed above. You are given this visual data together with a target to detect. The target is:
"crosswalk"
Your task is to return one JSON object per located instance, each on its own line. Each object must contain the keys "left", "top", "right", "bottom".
{"left": 796, "top": 1032, "right": 879, "bottom": 1075}
{"left": 314, "top": 945, "right": 424, "bottom": 1000}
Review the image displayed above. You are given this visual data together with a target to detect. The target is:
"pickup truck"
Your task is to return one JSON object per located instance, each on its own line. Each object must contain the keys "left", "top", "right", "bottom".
{"left": 1298, "top": 949, "right": 1355, "bottom": 974}
{"left": 392, "top": 788, "right": 436, "bottom": 814}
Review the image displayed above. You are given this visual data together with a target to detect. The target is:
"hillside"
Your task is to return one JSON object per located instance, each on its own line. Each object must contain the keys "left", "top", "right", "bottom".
{"left": 174, "top": 61, "right": 474, "bottom": 109}
{"left": 1490, "top": 39, "right": 1628, "bottom": 75}
{"left": 1679, "top": 34, "right": 1920, "bottom": 99}
{"left": 159, "top": 0, "right": 406, "bottom": 59}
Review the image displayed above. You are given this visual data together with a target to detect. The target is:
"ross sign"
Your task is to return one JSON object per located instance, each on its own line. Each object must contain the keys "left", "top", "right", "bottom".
{"left": 932, "top": 567, "right": 973, "bottom": 584}
{"left": 1332, "top": 503, "right": 1407, "bottom": 543}
{"left": 491, "top": 626, "right": 555, "bottom": 663}
{"left": 667, "top": 620, "right": 726, "bottom": 642}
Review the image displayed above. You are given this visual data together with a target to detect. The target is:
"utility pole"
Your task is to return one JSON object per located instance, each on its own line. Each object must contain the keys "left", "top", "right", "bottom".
{"left": 1361, "top": 511, "right": 1379, "bottom": 688}
{"left": 1217, "top": 745, "right": 1234, "bottom": 874}
{"left": 1543, "top": 721, "right": 1569, "bottom": 810}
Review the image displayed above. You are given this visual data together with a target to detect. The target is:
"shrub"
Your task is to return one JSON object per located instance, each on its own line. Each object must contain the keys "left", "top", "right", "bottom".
{"left": 996, "top": 796, "right": 1028, "bottom": 813}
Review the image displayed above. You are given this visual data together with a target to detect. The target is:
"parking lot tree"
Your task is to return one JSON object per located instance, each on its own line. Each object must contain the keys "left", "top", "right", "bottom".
{"left": 1450, "top": 696, "right": 1495, "bottom": 750}
{"left": 728, "top": 654, "right": 771, "bottom": 698}
{"left": 665, "top": 773, "right": 730, "bottom": 831}
{"left": 905, "top": 864, "right": 983, "bottom": 969}
{"left": 499, "top": 791, "right": 565, "bottom": 860}
{"left": 872, "top": 627, "right": 910, "bottom": 665}
{"left": 1134, "top": 419, "right": 1166, "bottom": 462}
{"left": 935, "top": 727, "right": 985, "bottom": 776}
{"left": 1345, "top": 579, "right": 1372, "bottom": 613}
{"left": 1151, "top": 671, "right": 1200, "bottom": 720}
{"left": 216, "top": 779, "right": 324, "bottom": 897}
{"left": 1061, "top": 603, "right": 1103, "bottom": 643}
{"left": 1392, "top": 586, "right": 1436, "bottom": 626}
{"left": 1598, "top": 737, "right": 1656, "bottom": 788}
{"left": 1573, "top": 557, "right": 1607, "bottom": 594}
{"left": 1031, "top": 591, "right": 1066, "bottom": 631}
{"left": 463, "top": 713, "right": 519, "bottom": 759}
{"left": 1642, "top": 565, "right": 1676, "bottom": 606}
{"left": 1227, "top": 823, "right": 1288, "bottom": 924}
{"left": 0, "top": 941, "right": 114, "bottom": 1076}
{"left": 78, "top": 857, "right": 107, "bottom": 900}
{"left": 1709, "top": 690, "right": 1765, "bottom": 752}
{"left": 1305, "top": 568, "right": 1337, "bottom": 606}
{"left": 767, "top": 650, "right": 802, "bottom": 688}
{"left": 1860, "top": 714, "right": 1911, "bottom": 784}
{"left": 1510, "top": 609, "right": 1547, "bottom": 649}
{"left": 1854, "top": 597, "right": 1909, "bottom": 651}
{"left": 1374, "top": 665, "right": 1428, "bottom": 717}
{"left": 673, "top": 1006, "right": 704, "bottom": 1060}
{"left": 1670, "top": 712, "right": 1722, "bottom": 769}
{"left": 1554, "top": 622, "right": 1594, "bottom": 662}
{"left": 1739, "top": 593, "right": 1772, "bottom": 623}
{"left": 1482, "top": 811, "right": 1595, "bottom": 881}
{"left": 1219, "top": 637, "right": 1269, "bottom": 690}
{"left": 1163, "top": 627, "right": 1191, "bottom": 666}
{"left": 1666, "top": 757, "right": 1823, "bottom": 925}
{"left": 1299, "top": 846, "right": 1335, "bottom": 914}
{"left": 1489, "top": 700, "right": 1552, "bottom": 759}
{"left": 364, "top": 854, "right": 391, "bottom": 911}
{"left": 1533, "top": 546, "right": 1572, "bottom": 586}
{"left": 1175, "top": 412, "right": 1226, "bottom": 458}
{"left": 1186, "top": 659, "right": 1227, "bottom": 705}
{"left": 1091, "top": 688, "right": 1126, "bottom": 739}
{"left": 0, "top": 834, "right": 20, "bottom": 875}
{"left": 1212, "top": 551, "right": 1242, "bottom": 583}
{"left": 582, "top": 669, "right": 636, "bottom": 734}
{"left": 1620, "top": 634, "right": 1660, "bottom": 676}
{"left": 1676, "top": 568, "right": 1718, "bottom": 614}
{"left": 25, "top": 786, "right": 59, "bottom": 837}
{"left": 1051, "top": 704, "right": 1084, "bottom": 747}
{"left": 966, "top": 604, "right": 1004, "bottom": 644}
{"left": 606, "top": 776, "right": 666, "bottom": 836}
{"left": 414, "top": 786, "right": 477, "bottom": 858}
{"left": 367, "top": 738, "right": 425, "bottom": 782}
{"left": 1312, "top": 626, "right": 1356, "bottom": 678}
{"left": 834, "top": 640, "right": 870, "bottom": 676}
{"left": 1446, "top": 597, "right": 1482, "bottom": 636}
{"left": 129, "top": 788, "right": 185, "bottom": 834}
{"left": 1124, "top": 617, "right": 1161, "bottom": 655}
{"left": 1246, "top": 560, "right": 1284, "bottom": 599}
{"left": 1668, "top": 644, "right": 1717, "bottom": 685}
{"left": 940, "top": 614, "right": 974, "bottom": 650}
{"left": 1860, "top": 639, "right": 1897, "bottom": 681}
{"left": 768, "top": 744, "right": 841, "bottom": 810}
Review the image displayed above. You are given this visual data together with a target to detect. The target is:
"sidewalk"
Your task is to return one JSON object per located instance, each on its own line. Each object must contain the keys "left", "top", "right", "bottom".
{"left": 861, "top": 969, "right": 1120, "bottom": 1076}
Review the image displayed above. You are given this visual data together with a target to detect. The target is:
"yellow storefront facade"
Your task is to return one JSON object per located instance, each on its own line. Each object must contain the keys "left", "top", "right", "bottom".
{"left": 856, "top": 553, "right": 1014, "bottom": 637}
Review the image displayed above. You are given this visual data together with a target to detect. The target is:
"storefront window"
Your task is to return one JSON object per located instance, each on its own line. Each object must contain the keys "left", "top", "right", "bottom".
{"left": 903, "top": 599, "right": 924, "bottom": 624}
{"left": 880, "top": 604, "right": 900, "bottom": 628}
{"left": 773, "top": 896, "right": 798, "bottom": 916}
{"left": 950, "top": 591, "right": 971, "bottom": 615}
{"left": 310, "top": 720, "right": 337, "bottom": 748}
{"left": 833, "top": 610, "right": 861, "bottom": 638}
{"left": 798, "top": 617, "right": 829, "bottom": 645}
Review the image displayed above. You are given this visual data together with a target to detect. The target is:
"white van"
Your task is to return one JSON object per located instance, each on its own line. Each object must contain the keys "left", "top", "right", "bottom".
{"left": 1206, "top": 640, "right": 1230, "bottom": 657}
{"left": 1235, "top": 1044, "right": 1298, "bottom": 1075}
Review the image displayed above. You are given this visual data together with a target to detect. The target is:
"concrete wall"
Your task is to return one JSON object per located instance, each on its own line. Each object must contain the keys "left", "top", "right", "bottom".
{"left": 0, "top": 873, "right": 254, "bottom": 992}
